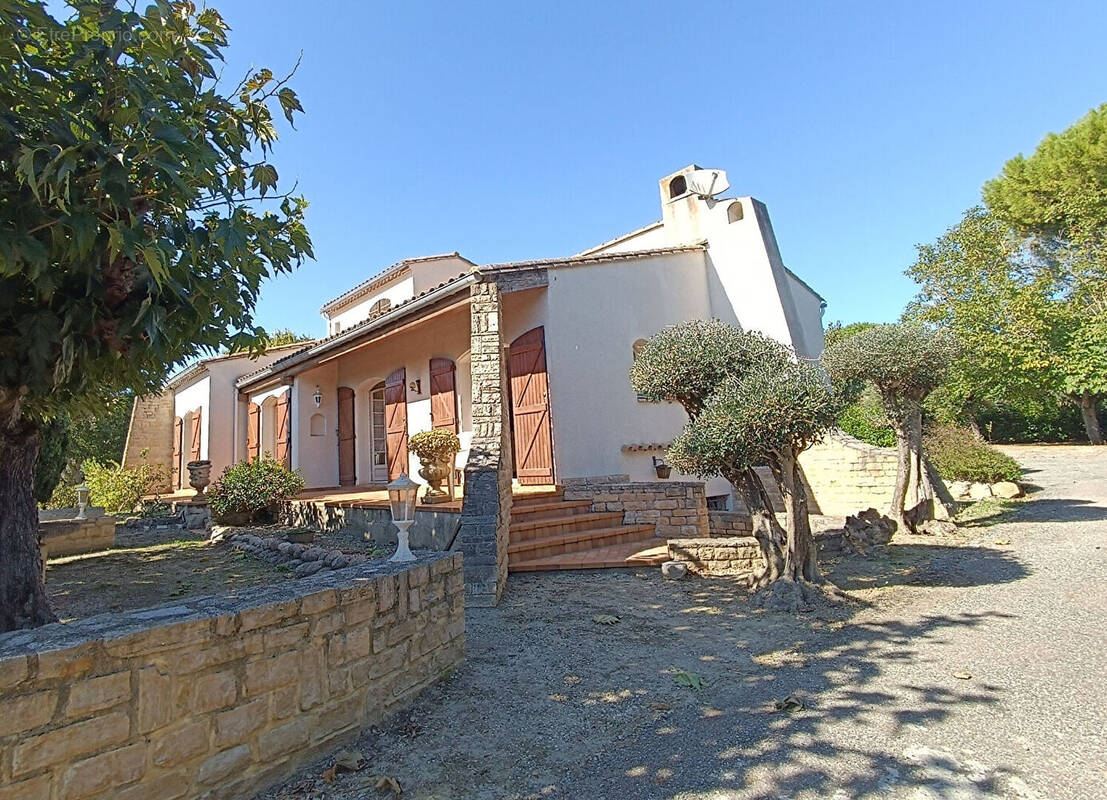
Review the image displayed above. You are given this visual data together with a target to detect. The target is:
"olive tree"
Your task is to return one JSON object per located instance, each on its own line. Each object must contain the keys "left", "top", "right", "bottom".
{"left": 0, "top": 1, "right": 312, "bottom": 630}
{"left": 669, "top": 356, "right": 840, "bottom": 609}
{"left": 822, "top": 325, "right": 957, "bottom": 533}
{"left": 631, "top": 321, "right": 842, "bottom": 606}
{"left": 630, "top": 321, "right": 789, "bottom": 573}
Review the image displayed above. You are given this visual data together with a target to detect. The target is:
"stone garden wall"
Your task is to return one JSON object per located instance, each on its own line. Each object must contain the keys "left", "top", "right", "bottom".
{"left": 707, "top": 510, "right": 752, "bottom": 536}
{"left": 281, "top": 502, "right": 461, "bottom": 551}
{"left": 38, "top": 516, "right": 116, "bottom": 558}
{"left": 563, "top": 481, "right": 708, "bottom": 538}
{"left": 0, "top": 553, "right": 464, "bottom": 800}
{"left": 797, "top": 432, "right": 898, "bottom": 516}
{"left": 667, "top": 537, "right": 762, "bottom": 576}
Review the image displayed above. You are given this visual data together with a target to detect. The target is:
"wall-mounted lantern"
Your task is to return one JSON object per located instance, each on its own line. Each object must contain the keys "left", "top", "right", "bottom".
{"left": 313, "top": 386, "right": 323, "bottom": 408}
{"left": 387, "top": 472, "right": 419, "bottom": 563}
{"left": 409, "top": 378, "right": 422, "bottom": 395}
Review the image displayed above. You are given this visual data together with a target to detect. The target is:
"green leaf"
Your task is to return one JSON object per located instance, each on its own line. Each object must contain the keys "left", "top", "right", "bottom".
{"left": 670, "top": 668, "right": 704, "bottom": 691}
{"left": 277, "top": 87, "right": 304, "bottom": 125}
{"left": 140, "top": 245, "right": 168, "bottom": 285}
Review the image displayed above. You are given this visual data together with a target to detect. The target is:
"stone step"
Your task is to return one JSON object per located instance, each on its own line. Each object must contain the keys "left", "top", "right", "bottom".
{"left": 508, "top": 512, "right": 627, "bottom": 542}
{"left": 507, "top": 524, "right": 657, "bottom": 564}
{"left": 510, "top": 499, "right": 594, "bottom": 523}
{"left": 509, "top": 541, "right": 669, "bottom": 572}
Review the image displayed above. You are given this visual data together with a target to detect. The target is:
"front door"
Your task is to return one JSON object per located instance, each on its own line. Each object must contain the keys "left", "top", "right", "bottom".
{"left": 337, "top": 386, "right": 356, "bottom": 486}
{"left": 508, "top": 326, "right": 554, "bottom": 485}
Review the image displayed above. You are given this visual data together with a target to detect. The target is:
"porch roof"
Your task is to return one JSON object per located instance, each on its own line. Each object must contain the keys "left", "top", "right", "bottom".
{"left": 236, "top": 271, "right": 479, "bottom": 391}
{"left": 235, "top": 243, "right": 708, "bottom": 392}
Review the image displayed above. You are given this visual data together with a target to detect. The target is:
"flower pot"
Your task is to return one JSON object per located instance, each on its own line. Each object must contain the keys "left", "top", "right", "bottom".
{"left": 187, "top": 460, "right": 212, "bottom": 499}
{"left": 418, "top": 457, "right": 453, "bottom": 504}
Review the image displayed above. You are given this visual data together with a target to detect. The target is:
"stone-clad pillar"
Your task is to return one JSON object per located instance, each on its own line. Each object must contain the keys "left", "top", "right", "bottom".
{"left": 459, "top": 279, "right": 514, "bottom": 606}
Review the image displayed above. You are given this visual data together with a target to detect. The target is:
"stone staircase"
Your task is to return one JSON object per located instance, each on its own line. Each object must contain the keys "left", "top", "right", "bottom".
{"left": 507, "top": 488, "right": 668, "bottom": 572}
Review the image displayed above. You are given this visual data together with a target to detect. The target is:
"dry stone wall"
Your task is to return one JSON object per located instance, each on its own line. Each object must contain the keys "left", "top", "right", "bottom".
{"left": 667, "top": 537, "right": 762, "bottom": 576}
{"left": 562, "top": 481, "right": 708, "bottom": 538}
{"left": 0, "top": 553, "right": 464, "bottom": 800}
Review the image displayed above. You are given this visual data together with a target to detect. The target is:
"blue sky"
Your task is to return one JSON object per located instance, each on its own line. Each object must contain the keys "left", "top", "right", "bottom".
{"left": 206, "top": 0, "right": 1106, "bottom": 336}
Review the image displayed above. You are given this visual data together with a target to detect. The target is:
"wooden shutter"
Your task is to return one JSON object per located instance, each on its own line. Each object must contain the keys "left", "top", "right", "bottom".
{"left": 509, "top": 327, "right": 554, "bottom": 485}
{"left": 189, "top": 408, "right": 202, "bottom": 463}
{"left": 385, "top": 368, "right": 408, "bottom": 480}
{"left": 430, "top": 357, "right": 458, "bottom": 432}
{"left": 172, "top": 416, "right": 183, "bottom": 489}
{"left": 275, "top": 392, "right": 292, "bottom": 469}
{"left": 338, "top": 386, "right": 356, "bottom": 486}
{"left": 247, "top": 402, "right": 261, "bottom": 463}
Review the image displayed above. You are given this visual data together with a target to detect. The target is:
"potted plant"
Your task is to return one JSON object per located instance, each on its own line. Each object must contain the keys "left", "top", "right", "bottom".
{"left": 207, "top": 456, "right": 305, "bottom": 525}
{"left": 408, "top": 429, "right": 461, "bottom": 504}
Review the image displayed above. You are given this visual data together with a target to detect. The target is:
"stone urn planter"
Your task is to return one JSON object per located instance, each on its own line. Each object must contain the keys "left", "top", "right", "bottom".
{"left": 417, "top": 458, "right": 453, "bottom": 504}
{"left": 408, "top": 430, "right": 461, "bottom": 505}
{"left": 186, "top": 460, "right": 212, "bottom": 499}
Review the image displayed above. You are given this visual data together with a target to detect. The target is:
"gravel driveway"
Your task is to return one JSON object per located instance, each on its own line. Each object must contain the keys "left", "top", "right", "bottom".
{"left": 262, "top": 444, "right": 1106, "bottom": 800}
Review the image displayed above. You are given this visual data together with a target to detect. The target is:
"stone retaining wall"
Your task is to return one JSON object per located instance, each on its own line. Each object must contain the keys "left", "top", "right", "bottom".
{"left": 667, "top": 537, "right": 762, "bottom": 576}
{"left": 121, "top": 392, "right": 174, "bottom": 492}
{"left": 797, "top": 432, "right": 898, "bottom": 516}
{"left": 0, "top": 553, "right": 464, "bottom": 800}
{"left": 281, "top": 502, "right": 461, "bottom": 551}
{"left": 563, "top": 481, "right": 708, "bottom": 538}
{"left": 38, "top": 516, "right": 116, "bottom": 558}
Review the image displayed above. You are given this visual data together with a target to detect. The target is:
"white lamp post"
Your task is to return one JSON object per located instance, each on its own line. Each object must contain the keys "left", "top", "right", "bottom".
{"left": 387, "top": 472, "right": 419, "bottom": 562}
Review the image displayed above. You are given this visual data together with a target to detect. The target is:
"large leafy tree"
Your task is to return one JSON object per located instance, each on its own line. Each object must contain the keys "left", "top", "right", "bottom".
{"left": 982, "top": 104, "right": 1107, "bottom": 443}
{"left": 0, "top": 0, "right": 312, "bottom": 630}
{"left": 907, "top": 207, "right": 1106, "bottom": 444}
{"left": 822, "top": 325, "right": 958, "bottom": 533}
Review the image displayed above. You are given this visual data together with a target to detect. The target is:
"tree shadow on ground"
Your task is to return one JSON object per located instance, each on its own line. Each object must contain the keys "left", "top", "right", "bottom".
{"left": 284, "top": 538, "right": 1038, "bottom": 800}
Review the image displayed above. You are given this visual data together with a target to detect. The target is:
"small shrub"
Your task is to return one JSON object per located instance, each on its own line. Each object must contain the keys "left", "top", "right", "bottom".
{"left": 207, "top": 456, "right": 305, "bottom": 522}
{"left": 42, "top": 481, "right": 78, "bottom": 510}
{"left": 836, "top": 385, "right": 896, "bottom": 447}
{"left": 408, "top": 429, "right": 461, "bottom": 462}
{"left": 83, "top": 459, "right": 171, "bottom": 514}
{"left": 924, "top": 425, "right": 1022, "bottom": 483}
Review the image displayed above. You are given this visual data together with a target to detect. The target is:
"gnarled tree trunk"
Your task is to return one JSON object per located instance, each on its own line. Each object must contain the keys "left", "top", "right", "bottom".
{"left": 726, "top": 467, "right": 785, "bottom": 587}
{"left": 0, "top": 421, "right": 57, "bottom": 632}
{"left": 772, "top": 452, "right": 821, "bottom": 583}
{"left": 1076, "top": 391, "right": 1104, "bottom": 445}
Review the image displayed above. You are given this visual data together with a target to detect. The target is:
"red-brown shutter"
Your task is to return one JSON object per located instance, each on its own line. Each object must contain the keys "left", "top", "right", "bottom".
{"left": 509, "top": 327, "right": 554, "bottom": 485}
{"left": 247, "top": 402, "right": 261, "bottom": 463}
{"left": 275, "top": 392, "right": 292, "bottom": 469}
{"left": 189, "top": 408, "right": 202, "bottom": 463}
{"left": 337, "top": 386, "right": 356, "bottom": 486}
{"left": 385, "top": 368, "right": 408, "bottom": 480}
{"left": 430, "top": 357, "right": 458, "bottom": 432}
{"left": 172, "top": 416, "right": 183, "bottom": 489}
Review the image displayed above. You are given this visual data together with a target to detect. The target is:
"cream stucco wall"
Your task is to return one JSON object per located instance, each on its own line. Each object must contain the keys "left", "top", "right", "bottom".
{"left": 327, "top": 275, "right": 416, "bottom": 334}
{"left": 540, "top": 251, "right": 726, "bottom": 497}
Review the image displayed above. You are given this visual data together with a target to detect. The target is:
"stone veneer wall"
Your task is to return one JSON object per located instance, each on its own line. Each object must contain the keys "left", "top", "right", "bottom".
{"left": 38, "top": 517, "right": 116, "bottom": 558}
{"left": 0, "top": 553, "right": 464, "bottom": 800}
{"left": 562, "top": 481, "right": 709, "bottom": 538}
{"left": 458, "top": 280, "right": 513, "bottom": 607}
{"left": 707, "top": 510, "right": 752, "bottom": 536}
{"left": 796, "top": 431, "right": 898, "bottom": 516}
{"left": 121, "top": 393, "right": 174, "bottom": 491}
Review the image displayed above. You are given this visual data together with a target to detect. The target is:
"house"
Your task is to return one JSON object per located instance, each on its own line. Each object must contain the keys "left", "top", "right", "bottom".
{"left": 122, "top": 164, "right": 826, "bottom": 603}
